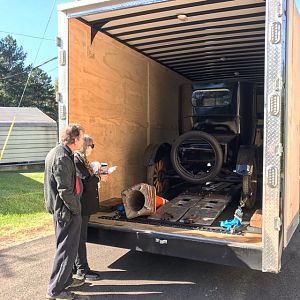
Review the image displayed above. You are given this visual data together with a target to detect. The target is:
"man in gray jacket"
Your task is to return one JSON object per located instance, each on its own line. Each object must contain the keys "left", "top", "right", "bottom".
{"left": 44, "top": 124, "right": 85, "bottom": 300}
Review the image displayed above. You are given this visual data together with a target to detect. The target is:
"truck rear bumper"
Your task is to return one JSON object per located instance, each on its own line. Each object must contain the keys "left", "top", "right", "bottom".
{"left": 87, "top": 223, "right": 262, "bottom": 271}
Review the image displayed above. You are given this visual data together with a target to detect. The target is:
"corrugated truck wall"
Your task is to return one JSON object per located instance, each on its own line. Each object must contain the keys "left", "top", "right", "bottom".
{"left": 68, "top": 19, "right": 190, "bottom": 201}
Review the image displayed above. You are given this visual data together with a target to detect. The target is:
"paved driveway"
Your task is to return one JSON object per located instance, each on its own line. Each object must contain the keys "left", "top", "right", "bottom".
{"left": 0, "top": 226, "right": 299, "bottom": 300}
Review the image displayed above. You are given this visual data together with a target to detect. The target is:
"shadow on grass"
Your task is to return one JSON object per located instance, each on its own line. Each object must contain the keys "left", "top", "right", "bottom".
{"left": 0, "top": 171, "right": 45, "bottom": 214}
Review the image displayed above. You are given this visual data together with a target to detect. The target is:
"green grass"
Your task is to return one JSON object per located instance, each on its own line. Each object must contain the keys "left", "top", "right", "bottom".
{"left": 0, "top": 171, "right": 52, "bottom": 237}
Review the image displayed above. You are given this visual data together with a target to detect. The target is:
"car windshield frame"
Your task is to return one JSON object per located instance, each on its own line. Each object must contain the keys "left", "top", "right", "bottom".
{"left": 191, "top": 89, "right": 232, "bottom": 107}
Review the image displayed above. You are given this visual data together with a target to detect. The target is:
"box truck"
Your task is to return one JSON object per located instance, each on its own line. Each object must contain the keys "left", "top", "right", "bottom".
{"left": 57, "top": 0, "right": 300, "bottom": 273}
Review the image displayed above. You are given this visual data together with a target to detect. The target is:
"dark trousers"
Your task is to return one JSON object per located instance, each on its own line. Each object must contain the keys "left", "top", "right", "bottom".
{"left": 74, "top": 215, "right": 90, "bottom": 275}
{"left": 48, "top": 214, "right": 82, "bottom": 296}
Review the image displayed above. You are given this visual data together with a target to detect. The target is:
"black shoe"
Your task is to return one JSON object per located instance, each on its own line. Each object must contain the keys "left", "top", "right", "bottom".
{"left": 46, "top": 290, "right": 75, "bottom": 299}
{"left": 79, "top": 270, "right": 101, "bottom": 281}
{"left": 66, "top": 278, "right": 85, "bottom": 289}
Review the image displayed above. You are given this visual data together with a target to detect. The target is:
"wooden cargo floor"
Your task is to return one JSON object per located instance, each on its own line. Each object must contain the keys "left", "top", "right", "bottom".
{"left": 91, "top": 182, "right": 262, "bottom": 248}
{"left": 89, "top": 212, "right": 262, "bottom": 248}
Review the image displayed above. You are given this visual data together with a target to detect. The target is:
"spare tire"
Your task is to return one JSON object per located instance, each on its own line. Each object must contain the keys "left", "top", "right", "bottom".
{"left": 171, "top": 131, "right": 223, "bottom": 184}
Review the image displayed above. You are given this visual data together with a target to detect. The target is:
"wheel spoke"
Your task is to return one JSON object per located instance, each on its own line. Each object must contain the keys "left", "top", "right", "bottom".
{"left": 157, "top": 160, "right": 161, "bottom": 169}
{"left": 156, "top": 181, "right": 162, "bottom": 193}
{"left": 148, "top": 159, "right": 170, "bottom": 194}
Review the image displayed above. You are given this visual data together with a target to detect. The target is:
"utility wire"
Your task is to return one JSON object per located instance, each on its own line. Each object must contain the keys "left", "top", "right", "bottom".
{"left": 47, "top": 67, "right": 58, "bottom": 74}
{"left": 0, "top": 0, "right": 57, "bottom": 162}
{"left": 2, "top": 67, "right": 58, "bottom": 88}
{"left": 0, "top": 56, "right": 57, "bottom": 80}
{"left": 0, "top": 30, "right": 55, "bottom": 41}
{"left": 17, "top": 0, "right": 57, "bottom": 108}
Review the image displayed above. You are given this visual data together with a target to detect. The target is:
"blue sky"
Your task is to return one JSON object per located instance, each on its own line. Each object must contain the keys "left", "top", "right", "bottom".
{"left": 0, "top": 0, "right": 71, "bottom": 82}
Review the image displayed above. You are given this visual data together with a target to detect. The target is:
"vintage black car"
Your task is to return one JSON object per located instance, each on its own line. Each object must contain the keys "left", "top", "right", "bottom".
{"left": 145, "top": 81, "right": 261, "bottom": 208}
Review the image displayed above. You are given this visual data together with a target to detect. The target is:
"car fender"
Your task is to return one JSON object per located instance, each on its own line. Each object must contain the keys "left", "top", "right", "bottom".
{"left": 143, "top": 143, "right": 171, "bottom": 166}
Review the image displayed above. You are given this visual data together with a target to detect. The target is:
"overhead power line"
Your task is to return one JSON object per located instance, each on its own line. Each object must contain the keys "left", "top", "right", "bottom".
{"left": 2, "top": 67, "right": 58, "bottom": 88}
{"left": 17, "top": 0, "right": 57, "bottom": 108}
{"left": 46, "top": 67, "right": 58, "bottom": 75}
{"left": 0, "top": 56, "right": 58, "bottom": 80}
{"left": 0, "top": 0, "right": 57, "bottom": 162}
{"left": 0, "top": 30, "right": 55, "bottom": 41}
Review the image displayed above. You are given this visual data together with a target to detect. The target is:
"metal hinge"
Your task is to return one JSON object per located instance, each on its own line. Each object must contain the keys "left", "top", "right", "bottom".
{"left": 267, "top": 166, "right": 278, "bottom": 188}
{"left": 270, "top": 22, "right": 281, "bottom": 44}
{"left": 59, "top": 50, "right": 66, "bottom": 66}
{"left": 56, "top": 92, "right": 62, "bottom": 103}
{"left": 269, "top": 93, "right": 281, "bottom": 116}
{"left": 274, "top": 217, "right": 282, "bottom": 231}
{"left": 275, "top": 78, "right": 283, "bottom": 92}
{"left": 277, "top": 0, "right": 283, "bottom": 17}
{"left": 59, "top": 104, "right": 66, "bottom": 120}
{"left": 276, "top": 143, "right": 284, "bottom": 157}
{"left": 56, "top": 37, "right": 62, "bottom": 48}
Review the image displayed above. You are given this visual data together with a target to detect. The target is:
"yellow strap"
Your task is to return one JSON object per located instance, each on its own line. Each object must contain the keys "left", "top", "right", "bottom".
{"left": 0, "top": 115, "right": 16, "bottom": 161}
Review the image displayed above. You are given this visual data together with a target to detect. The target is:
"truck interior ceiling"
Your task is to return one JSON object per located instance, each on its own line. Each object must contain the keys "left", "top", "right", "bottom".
{"left": 80, "top": 0, "right": 265, "bottom": 85}
{"left": 71, "top": 0, "right": 267, "bottom": 246}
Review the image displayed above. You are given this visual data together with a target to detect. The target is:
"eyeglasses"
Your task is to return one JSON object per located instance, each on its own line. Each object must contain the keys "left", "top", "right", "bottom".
{"left": 89, "top": 144, "right": 95, "bottom": 149}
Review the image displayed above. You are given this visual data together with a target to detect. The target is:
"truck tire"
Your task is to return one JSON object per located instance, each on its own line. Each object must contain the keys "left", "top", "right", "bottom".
{"left": 171, "top": 131, "right": 223, "bottom": 184}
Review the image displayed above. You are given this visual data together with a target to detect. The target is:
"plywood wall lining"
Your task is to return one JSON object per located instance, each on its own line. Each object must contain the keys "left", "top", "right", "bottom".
{"left": 284, "top": 0, "right": 300, "bottom": 237}
{"left": 68, "top": 19, "right": 189, "bottom": 201}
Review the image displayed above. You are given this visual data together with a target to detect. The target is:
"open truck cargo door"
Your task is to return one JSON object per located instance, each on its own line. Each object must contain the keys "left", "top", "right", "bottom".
{"left": 262, "top": 0, "right": 287, "bottom": 273}
{"left": 283, "top": 0, "right": 300, "bottom": 247}
{"left": 57, "top": 0, "right": 299, "bottom": 273}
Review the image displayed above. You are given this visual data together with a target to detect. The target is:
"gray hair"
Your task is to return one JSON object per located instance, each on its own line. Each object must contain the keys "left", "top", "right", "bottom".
{"left": 60, "top": 124, "right": 84, "bottom": 145}
{"left": 79, "top": 134, "right": 93, "bottom": 155}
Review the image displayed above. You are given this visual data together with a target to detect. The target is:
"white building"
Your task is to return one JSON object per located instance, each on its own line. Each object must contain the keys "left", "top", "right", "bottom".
{"left": 0, "top": 107, "right": 57, "bottom": 165}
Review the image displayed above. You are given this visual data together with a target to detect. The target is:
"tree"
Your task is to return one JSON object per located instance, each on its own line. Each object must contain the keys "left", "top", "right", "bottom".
{"left": 0, "top": 35, "right": 29, "bottom": 107}
{"left": 0, "top": 35, "right": 57, "bottom": 121}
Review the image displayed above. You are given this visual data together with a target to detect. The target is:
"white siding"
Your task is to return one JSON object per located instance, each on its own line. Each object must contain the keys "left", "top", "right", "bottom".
{"left": 0, "top": 125, "right": 57, "bottom": 164}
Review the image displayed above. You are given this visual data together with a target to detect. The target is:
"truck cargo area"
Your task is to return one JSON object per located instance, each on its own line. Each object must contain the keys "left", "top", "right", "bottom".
{"left": 69, "top": 0, "right": 265, "bottom": 243}
{"left": 58, "top": 0, "right": 300, "bottom": 271}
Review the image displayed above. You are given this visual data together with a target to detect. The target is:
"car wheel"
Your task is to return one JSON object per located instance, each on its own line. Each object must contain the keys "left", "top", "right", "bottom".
{"left": 171, "top": 131, "right": 223, "bottom": 184}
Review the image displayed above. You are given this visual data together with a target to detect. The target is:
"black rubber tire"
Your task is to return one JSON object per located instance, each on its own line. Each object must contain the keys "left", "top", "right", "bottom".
{"left": 171, "top": 131, "right": 223, "bottom": 184}
{"left": 242, "top": 157, "right": 258, "bottom": 209}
